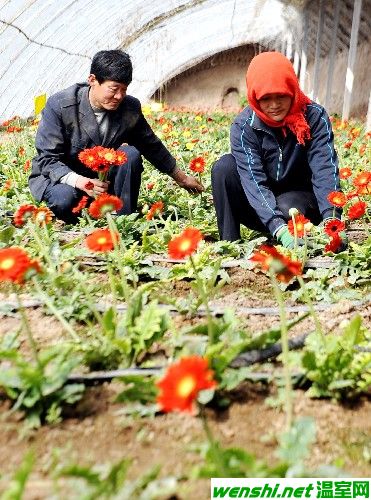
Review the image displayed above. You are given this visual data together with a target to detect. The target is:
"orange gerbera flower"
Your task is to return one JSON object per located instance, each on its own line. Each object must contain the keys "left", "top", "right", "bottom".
{"left": 327, "top": 191, "right": 347, "bottom": 207}
{"left": 0, "top": 247, "right": 40, "bottom": 284}
{"left": 72, "top": 196, "right": 89, "bottom": 214}
{"left": 33, "top": 207, "right": 53, "bottom": 225}
{"left": 24, "top": 159, "right": 31, "bottom": 172}
{"left": 156, "top": 356, "right": 217, "bottom": 414}
{"left": 339, "top": 167, "right": 352, "bottom": 179}
{"left": 146, "top": 201, "right": 164, "bottom": 220}
{"left": 114, "top": 151, "right": 127, "bottom": 164}
{"left": 287, "top": 214, "right": 310, "bottom": 237}
{"left": 78, "top": 148, "right": 101, "bottom": 170}
{"left": 189, "top": 157, "right": 206, "bottom": 174}
{"left": 13, "top": 204, "right": 37, "bottom": 227}
{"left": 353, "top": 171, "right": 371, "bottom": 188}
{"left": 88, "top": 194, "right": 123, "bottom": 219}
{"left": 356, "top": 184, "right": 371, "bottom": 196}
{"left": 3, "top": 179, "right": 12, "bottom": 192}
{"left": 98, "top": 148, "right": 117, "bottom": 164}
{"left": 250, "top": 245, "right": 302, "bottom": 283}
{"left": 85, "top": 228, "right": 118, "bottom": 252}
{"left": 347, "top": 201, "right": 367, "bottom": 220}
{"left": 324, "top": 219, "right": 345, "bottom": 236}
{"left": 168, "top": 227, "right": 203, "bottom": 259}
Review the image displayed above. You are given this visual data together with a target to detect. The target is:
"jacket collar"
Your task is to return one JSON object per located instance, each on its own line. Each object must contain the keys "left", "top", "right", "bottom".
{"left": 247, "top": 108, "right": 274, "bottom": 135}
{"left": 78, "top": 86, "right": 101, "bottom": 145}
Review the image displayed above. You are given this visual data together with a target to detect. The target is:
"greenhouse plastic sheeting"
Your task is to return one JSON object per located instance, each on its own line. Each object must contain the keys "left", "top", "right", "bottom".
{"left": 0, "top": 0, "right": 289, "bottom": 120}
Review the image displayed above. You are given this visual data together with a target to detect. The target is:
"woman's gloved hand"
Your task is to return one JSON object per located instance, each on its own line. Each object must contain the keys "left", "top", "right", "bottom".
{"left": 275, "top": 225, "right": 304, "bottom": 249}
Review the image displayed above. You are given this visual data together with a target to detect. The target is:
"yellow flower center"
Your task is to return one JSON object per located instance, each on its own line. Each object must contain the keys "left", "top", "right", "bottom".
{"left": 0, "top": 257, "right": 15, "bottom": 270}
{"left": 179, "top": 238, "right": 191, "bottom": 252}
{"left": 177, "top": 375, "right": 197, "bottom": 398}
{"left": 97, "top": 236, "right": 108, "bottom": 244}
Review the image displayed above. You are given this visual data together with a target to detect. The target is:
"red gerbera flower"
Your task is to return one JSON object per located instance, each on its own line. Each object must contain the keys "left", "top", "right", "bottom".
{"left": 339, "top": 167, "right": 352, "bottom": 179}
{"left": 168, "top": 227, "right": 203, "bottom": 259}
{"left": 347, "top": 189, "right": 358, "bottom": 200}
{"left": 250, "top": 245, "right": 302, "bottom": 283}
{"left": 146, "top": 201, "right": 164, "bottom": 220}
{"left": 84, "top": 181, "right": 94, "bottom": 191}
{"left": 287, "top": 214, "right": 310, "bottom": 237}
{"left": 13, "top": 204, "right": 37, "bottom": 227}
{"left": 347, "top": 201, "right": 367, "bottom": 220}
{"left": 72, "top": 196, "right": 89, "bottom": 214}
{"left": 353, "top": 171, "right": 371, "bottom": 188}
{"left": 327, "top": 191, "right": 347, "bottom": 207}
{"left": 88, "top": 194, "right": 123, "bottom": 219}
{"left": 156, "top": 356, "right": 217, "bottom": 414}
{"left": 24, "top": 159, "right": 31, "bottom": 172}
{"left": 147, "top": 182, "right": 155, "bottom": 190}
{"left": 189, "top": 157, "right": 206, "bottom": 174}
{"left": 85, "top": 228, "right": 118, "bottom": 252}
{"left": 324, "top": 235, "right": 342, "bottom": 253}
{"left": 0, "top": 247, "right": 40, "bottom": 284}
{"left": 324, "top": 219, "right": 345, "bottom": 236}
{"left": 33, "top": 207, "right": 53, "bottom": 225}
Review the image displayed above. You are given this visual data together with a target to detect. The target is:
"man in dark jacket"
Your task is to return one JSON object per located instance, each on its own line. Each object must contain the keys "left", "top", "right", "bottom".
{"left": 212, "top": 52, "right": 345, "bottom": 249}
{"left": 29, "top": 50, "right": 203, "bottom": 223}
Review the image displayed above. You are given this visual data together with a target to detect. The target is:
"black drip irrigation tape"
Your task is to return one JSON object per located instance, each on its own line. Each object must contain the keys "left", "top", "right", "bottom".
{"left": 2, "top": 296, "right": 370, "bottom": 318}
{"left": 77, "top": 254, "right": 339, "bottom": 270}
{"left": 66, "top": 332, "right": 369, "bottom": 386}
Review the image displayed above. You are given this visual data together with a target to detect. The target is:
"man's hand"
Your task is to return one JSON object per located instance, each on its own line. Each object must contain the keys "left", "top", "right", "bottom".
{"left": 75, "top": 176, "right": 109, "bottom": 197}
{"left": 170, "top": 167, "right": 204, "bottom": 194}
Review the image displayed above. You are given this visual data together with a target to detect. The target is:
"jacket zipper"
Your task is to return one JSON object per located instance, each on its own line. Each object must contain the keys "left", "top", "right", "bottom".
{"left": 276, "top": 148, "right": 282, "bottom": 181}
{"left": 250, "top": 124, "right": 283, "bottom": 181}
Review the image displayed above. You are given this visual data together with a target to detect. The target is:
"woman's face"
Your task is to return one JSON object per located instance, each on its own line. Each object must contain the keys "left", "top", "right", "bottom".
{"left": 258, "top": 93, "right": 292, "bottom": 121}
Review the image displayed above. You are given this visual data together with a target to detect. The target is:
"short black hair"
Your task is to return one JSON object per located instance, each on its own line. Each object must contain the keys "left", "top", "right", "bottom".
{"left": 90, "top": 50, "right": 132, "bottom": 85}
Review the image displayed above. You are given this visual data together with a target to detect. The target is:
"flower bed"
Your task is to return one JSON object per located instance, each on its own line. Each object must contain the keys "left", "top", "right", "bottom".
{"left": 0, "top": 110, "right": 370, "bottom": 498}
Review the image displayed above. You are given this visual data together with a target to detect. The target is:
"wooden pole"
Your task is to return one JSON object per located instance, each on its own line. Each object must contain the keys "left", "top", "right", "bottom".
{"left": 342, "top": 0, "right": 363, "bottom": 121}
{"left": 366, "top": 90, "right": 371, "bottom": 132}
{"left": 312, "top": 0, "right": 325, "bottom": 101}
{"left": 299, "top": 13, "right": 308, "bottom": 91}
{"left": 324, "top": 1, "right": 341, "bottom": 109}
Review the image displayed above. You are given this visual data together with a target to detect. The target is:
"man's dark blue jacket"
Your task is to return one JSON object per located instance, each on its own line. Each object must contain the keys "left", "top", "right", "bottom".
{"left": 29, "top": 83, "right": 176, "bottom": 201}
{"left": 230, "top": 102, "right": 341, "bottom": 235}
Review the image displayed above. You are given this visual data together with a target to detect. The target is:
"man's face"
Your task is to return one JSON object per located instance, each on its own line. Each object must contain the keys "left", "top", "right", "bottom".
{"left": 88, "top": 75, "right": 128, "bottom": 110}
{"left": 258, "top": 93, "right": 292, "bottom": 122}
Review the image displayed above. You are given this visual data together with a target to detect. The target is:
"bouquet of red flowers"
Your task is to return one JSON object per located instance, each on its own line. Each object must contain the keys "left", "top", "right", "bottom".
{"left": 78, "top": 146, "right": 127, "bottom": 181}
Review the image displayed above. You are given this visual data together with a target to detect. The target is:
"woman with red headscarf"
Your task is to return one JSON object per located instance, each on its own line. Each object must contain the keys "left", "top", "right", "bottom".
{"left": 212, "top": 51, "right": 345, "bottom": 249}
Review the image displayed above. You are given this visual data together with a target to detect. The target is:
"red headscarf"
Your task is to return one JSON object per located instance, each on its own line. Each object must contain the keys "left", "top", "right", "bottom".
{"left": 246, "top": 52, "right": 311, "bottom": 145}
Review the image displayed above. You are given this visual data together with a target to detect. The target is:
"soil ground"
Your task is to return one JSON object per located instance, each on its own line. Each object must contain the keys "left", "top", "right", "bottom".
{"left": 0, "top": 256, "right": 370, "bottom": 499}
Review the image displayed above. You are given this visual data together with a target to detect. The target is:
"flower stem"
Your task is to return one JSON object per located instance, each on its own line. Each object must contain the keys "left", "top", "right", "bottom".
{"left": 13, "top": 286, "right": 41, "bottom": 369}
{"left": 189, "top": 255, "right": 214, "bottom": 343}
{"left": 297, "top": 275, "right": 324, "bottom": 339}
{"left": 199, "top": 403, "right": 227, "bottom": 477}
{"left": 269, "top": 272, "right": 293, "bottom": 430}
{"left": 106, "top": 213, "right": 130, "bottom": 303}
{"left": 32, "top": 278, "right": 80, "bottom": 342}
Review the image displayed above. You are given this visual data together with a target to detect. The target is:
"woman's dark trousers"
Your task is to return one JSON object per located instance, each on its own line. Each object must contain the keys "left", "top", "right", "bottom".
{"left": 211, "top": 153, "right": 321, "bottom": 241}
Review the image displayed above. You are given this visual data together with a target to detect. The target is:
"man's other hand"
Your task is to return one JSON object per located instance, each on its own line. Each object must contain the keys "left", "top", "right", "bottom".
{"left": 170, "top": 167, "right": 204, "bottom": 194}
